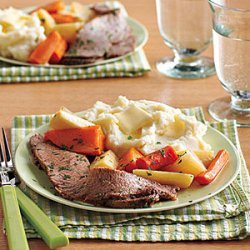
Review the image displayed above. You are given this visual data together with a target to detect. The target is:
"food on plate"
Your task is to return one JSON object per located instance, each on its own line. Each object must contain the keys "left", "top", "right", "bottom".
{"left": 161, "top": 150, "right": 207, "bottom": 176}
{"left": 0, "top": 7, "right": 46, "bottom": 61}
{"left": 133, "top": 169, "right": 194, "bottom": 189}
{"left": 28, "top": 30, "right": 67, "bottom": 64}
{"left": 118, "top": 147, "right": 143, "bottom": 172}
{"left": 83, "top": 168, "right": 179, "bottom": 208}
{"left": 29, "top": 97, "right": 229, "bottom": 208}
{"left": 62, "top": 7, "right": 136, "bottom": 65}
{"left": 0, "top": 1, "right": 136, "bottom": 65}
{"left": 90, "top": 150, "right": 118, "bottom": 170}
{"left": 195, "top": 149, "right": 229, "bottom": 185}
{"left": 30, "top": 134, "right": 90, "bottom": 200}
{"left": 49, "top": 107, "right": 93, "bottom": 130}
{"left": 136, "top": 146, "right": 178, "bottom": 170}
{"left": 44, "top": 126, "right": 105, "bottom": 155}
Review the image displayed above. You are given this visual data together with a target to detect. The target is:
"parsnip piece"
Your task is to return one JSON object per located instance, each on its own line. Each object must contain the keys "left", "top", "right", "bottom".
{"left": 133, "top": 169, "right": 194, "bottom": 189}
{"left": 36, "top": 9, "right": 55, "bottom": 35}
{"left": 115, "top": 105, "right": 153, "bottom": 134}
{"left": 53, "top": 22, "right": 83, "bottom": 43}
{"left": 194, "top": 150, "right": 214, "bottom": 163}
{"left": 49, "top": 107, "right": 93, "bottom": 130}
{"left": 90, "top": 150, "right": 118, "bottom": 170}
{"left": 165, "top": 150, "right": 207, "bottom": 176}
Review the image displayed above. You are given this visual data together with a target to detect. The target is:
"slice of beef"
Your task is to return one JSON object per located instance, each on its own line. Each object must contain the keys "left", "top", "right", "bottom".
{"left": 30, "top": 134, "right": 90, "bottom": 200}
{"left": 63, "top": 9, "right": 135, "bottom": 64}
{"left": 83, "top": 168, "right": 179, "bottom": 208}
{"left": 90, "top": 3, "right": 119, "bottom": 15}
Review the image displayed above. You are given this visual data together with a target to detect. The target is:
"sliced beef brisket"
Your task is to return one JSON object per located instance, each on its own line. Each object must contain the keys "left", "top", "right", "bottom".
{"left": 30, "top": 134, "right": 90, "bottom": 200}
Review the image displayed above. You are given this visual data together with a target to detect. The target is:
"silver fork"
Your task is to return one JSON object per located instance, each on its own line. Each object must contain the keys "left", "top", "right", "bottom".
{"left": 0, "top": 128, "right": 29, "bottom": 250}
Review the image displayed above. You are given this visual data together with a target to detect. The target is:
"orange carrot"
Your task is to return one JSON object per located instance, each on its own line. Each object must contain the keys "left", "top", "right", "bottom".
{"left": 118, "top": 148, "right": 143, "bottom": 173}
{"left": 42, "top": 0, "right": 64, "bottom": 14}
{"left": 136, "top": 146, "right": 178, "bottom": 170}
{"left": 51, "top": 13, "right": 78, "bottom": 24}
{"left": 44, "top": 126, "right": 105, "bottom": 156}
{"left": 49, "top": 37, "right": 68, "bottom": 64}
{"left": 195, "top": 149, "right": 229, "bottom": 185}
{"left": 28, "top": 31, "right": 61, "bottom": 64}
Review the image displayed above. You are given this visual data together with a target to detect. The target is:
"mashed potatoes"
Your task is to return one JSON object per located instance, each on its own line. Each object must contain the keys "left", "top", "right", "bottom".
{"left": 0, "top": 7, "right": 46, "bottom": 61}
{"left": 80, "top": 96, "right": 212, "bottom": 157}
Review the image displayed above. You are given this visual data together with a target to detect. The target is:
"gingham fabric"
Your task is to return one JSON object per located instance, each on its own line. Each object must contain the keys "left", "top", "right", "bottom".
{"left": 0, "top": 1, "right": 150, "bottom": 83}
{"left": 11, "top": 108, "right": 250, "bottom": 241}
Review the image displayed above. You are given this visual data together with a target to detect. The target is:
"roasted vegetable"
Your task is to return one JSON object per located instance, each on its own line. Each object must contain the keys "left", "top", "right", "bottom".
{"left": 90, "top": 150, "right": 118, "bottom": 170}
{"left": 36, "top": 9, "right": 56, "bottom": 35}
{"left": 195, "top": 150, "right": 229, "bottom": 185}
{"left": 44, "top": 126, "right": 105, "bottom": 156}
{"left": 28, "top": 31, "right": 61, "bottom": 64}
{"left": 118, "top": 147, "right": 143, "bottom": 172}
{"left": 136, "top": 146, "right": 178, "bottom": 170}
{"left": 161, "top": 150, "right": 207, "bottom": 176}
{"left": 49, "top": 36, "right": 68, "bottom": 64}
{"left": 133, "top": 169, "right": 194, "bottom": 189}
{"left": 51, "top": 13, "right": 78, "bottom": 24}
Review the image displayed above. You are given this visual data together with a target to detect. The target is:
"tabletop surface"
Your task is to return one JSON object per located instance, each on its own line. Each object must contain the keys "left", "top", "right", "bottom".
{"left": 0, "top": 0, "right": 249, "bottom": 249}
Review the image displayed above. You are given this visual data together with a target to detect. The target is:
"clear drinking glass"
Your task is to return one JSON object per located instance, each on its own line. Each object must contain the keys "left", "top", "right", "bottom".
{"left": 208, "top": 0, "right": 250, "bottom": 126}
{"left": 156, "top": 0, "right": 215, "bottom": 79}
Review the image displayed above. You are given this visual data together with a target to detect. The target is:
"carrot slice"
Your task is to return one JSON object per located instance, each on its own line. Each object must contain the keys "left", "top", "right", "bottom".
{"left": 136, "top": 146, "right": 178, "bottom": 170}
{"left": 44, "top": 126, "right": 105, "bottom": 156}
{"left": 49, "top": 37, "right": 68, "bottom": 64}
{"left": 118, "top": 148, "right": 143, "bottom": 173}
{"left": 195, "top": 149, "right": 229, "bottom": 185}
{"left": 51, "top": 13, "right": 78, "bottom": 24}
{"left": 28, "top": 31, "right": 61, "bottom": 64}
{"left": 42, "top": 0, "right": 64, "bottom": 14}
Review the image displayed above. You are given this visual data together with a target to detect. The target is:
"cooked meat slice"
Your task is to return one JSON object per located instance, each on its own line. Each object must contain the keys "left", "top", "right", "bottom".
{"left": 63, "top": 9, "right": 135, "bottom": 63}
{"left": 59, "top": 56, "right": 102, "bottom": 65}
{"left": 90, "top": 3, "right": 119, "bottom": 15}
{"left": 83, "top": 168, "right": 179, "bottom": 208}
{"left": 29, "top": 134, "right": 90, "bottom": 200}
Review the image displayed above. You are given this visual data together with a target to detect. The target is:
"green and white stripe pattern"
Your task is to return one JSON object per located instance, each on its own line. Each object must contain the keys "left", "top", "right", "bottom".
{"left": 0, "top": 49, "right": 150, "bottom": 83}
{"left": 11, "top": 108, "right": 250, "bottom": 241}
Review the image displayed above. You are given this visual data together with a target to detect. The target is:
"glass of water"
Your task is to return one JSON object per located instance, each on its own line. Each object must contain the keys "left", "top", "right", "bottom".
{"left": 208, "top": 0, "right": 250, "bottom": 127}
{"left": 155, "top": 0, "right": 215, "bottom": 79}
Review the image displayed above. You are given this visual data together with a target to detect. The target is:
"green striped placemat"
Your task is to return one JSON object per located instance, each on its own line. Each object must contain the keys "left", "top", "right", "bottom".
{"left": 0, "top": 1, "right": 150, "bottom": 83}
{"left": 11, "top": 107, "right": 250, "bottom": 241}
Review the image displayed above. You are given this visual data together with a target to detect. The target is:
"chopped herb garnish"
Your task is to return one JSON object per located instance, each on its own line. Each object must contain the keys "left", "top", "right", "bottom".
{"left": 127, "top": 135, "right": 133, "bottom": 140}
{"left": 61, "top": 144, "right": 68, "bottom": 150}
{"left": 147, "top": 171, "right": 152, "bottom": 176}
{"left": 178, "top": 151, "right": 187, "bottom": 157}
{"left": 48, "top": 163, "right": 54, "bottom": 169}
{"left": 156, "top": 141, "right": 161, "bottom": 144}
{"left": 32, "top": 179, "right": 37, "bottom": 182}
{"left": 63, "top": 175, "right": 71, "bottom": 180}
{"left": 40, "top": 18, "right": 45, "bottom": 23}
{"left": 189, "top": 200, "right": 193, "bottom": 203}
{"left": 87, "top": 39, "right": 94, "bottom": 44}
{"left": 100, "top": 156, "right": 105, "bottom": 159}
{"left": 59, "top": 167, "right": 72, "bottom": 171}
{"left": 159, "top": 149, "right": 165, "bottom": 156}
{"left": 178, "top": 159, "right": 182, "bottom": 164}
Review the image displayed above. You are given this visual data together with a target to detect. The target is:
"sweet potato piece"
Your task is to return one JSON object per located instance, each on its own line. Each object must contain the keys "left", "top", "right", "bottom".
{"left": 44, "top": 126, "right": 105, "bottom": 155}
{"left": 43, "top": 0, "right": 64, "bottom": 14}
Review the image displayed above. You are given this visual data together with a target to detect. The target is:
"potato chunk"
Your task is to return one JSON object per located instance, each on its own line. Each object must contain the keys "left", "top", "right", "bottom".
{"left": 133, "top": 169, "right": 194, "bottom": 189}
{"left": 115, "top": 105, "right": 153, "bottom": 134}
{"left": 90, "top": 150, "right": 118, "bottom": 170}
{"left": 53, "top": 22, "right": 83, "bottom": 43}
{"left": 49, "top": 107, "right": 93, "bottom": 130}
{"left": 162, "top": 150, "right": 206, "bottom": 176}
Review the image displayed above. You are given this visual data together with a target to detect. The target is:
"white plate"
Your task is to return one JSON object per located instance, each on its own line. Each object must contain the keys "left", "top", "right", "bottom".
{"left": 15, "top": 124, "right": 240, "bottom": 213}
{"left": 0, "top": 17, "right": 148, "bottom": 68}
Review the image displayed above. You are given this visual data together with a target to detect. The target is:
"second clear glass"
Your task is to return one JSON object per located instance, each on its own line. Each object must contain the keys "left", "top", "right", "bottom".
{"left": 156, "top": 0, "right": 215, "bottom": 79}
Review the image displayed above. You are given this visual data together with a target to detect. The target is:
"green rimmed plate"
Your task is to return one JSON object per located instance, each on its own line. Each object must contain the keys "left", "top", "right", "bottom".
{"left": 15, "top": 124, "right": 240, "bottom": 213}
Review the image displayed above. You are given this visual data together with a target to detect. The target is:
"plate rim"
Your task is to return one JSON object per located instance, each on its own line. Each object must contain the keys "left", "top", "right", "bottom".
{"left": 0, "top": 15, "right": 148, "bottom": 68}
{"left": 15, "top": 123, "right": 241, "bottom": 213}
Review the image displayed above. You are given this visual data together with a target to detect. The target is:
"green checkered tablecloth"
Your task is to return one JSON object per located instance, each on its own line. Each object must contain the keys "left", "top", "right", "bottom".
{"left": 11, "top": 107, "right": 250, "bottom": 241}
{"left": 0, "top": 1, "right": 150, "bottom": 83}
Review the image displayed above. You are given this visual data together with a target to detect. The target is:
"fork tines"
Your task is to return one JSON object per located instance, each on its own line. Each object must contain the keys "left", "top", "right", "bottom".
{"left": 1, "top": 128, "right": 13, "bottom": 170}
